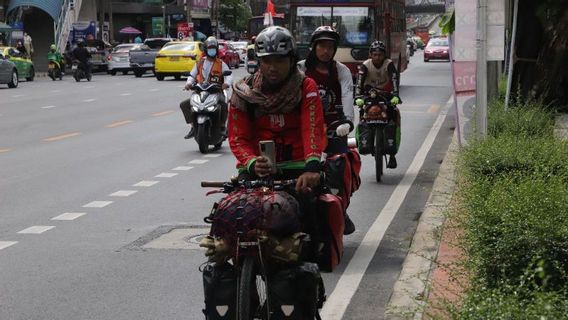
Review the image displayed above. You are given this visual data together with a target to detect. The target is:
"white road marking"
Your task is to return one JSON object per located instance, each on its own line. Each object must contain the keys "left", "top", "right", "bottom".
{"left": 320, "top": 98, "right": 451, "bottom": 319}
{"left": 82, "top": 201, "right": 113, "bottom": 208}
{"left": 203, "top": 154, "right": 222, "bottom": 158}
{"left": 150, "top": 88, "right": 160, "bottom": 92}
{"left": 41, "top": 105, "right": 57, "bottom": 109}
{"left": 133, "top": 180, "right": 159, "bottom": 187}
{"left": 188, "top": 159, "right": 209, "bottom": 164}
{"left": 120, "top": 93, "right": 132, "bottom": 96}
{"left": 12, "top": 94, "right": 25, "bottom": 98}
{"left": 110, "top": 190, "right": 138, "bottom": 197}
{"left": 50, "top": 90, "right": 61, "bottom": 93}
{"left": 0, "top": 241, "right": 18, "bottom": 250}
{"left": 85, "top": 86, "right": 95, "bottom": 89}
{"left": 17, "top": 226, "right": 55, "bottom": 234}
{"left": 173, "top": 166, "right": 194, "bottom": 171}
{"left": 156, "top": 172, "right": 179, "bottom": 178}
{"left": 83, "top": 99, "right": 96, "bottom": 102}
{"left": 52, "top": 212, "right": 86, "bottom": 221}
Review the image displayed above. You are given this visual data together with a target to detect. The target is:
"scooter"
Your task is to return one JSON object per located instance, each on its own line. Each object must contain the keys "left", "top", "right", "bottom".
{"left": 47, "top": 59, "right": 63, "bottom": 81}
{"left": 72, "top": 60, "right": 92, "bottom": 82}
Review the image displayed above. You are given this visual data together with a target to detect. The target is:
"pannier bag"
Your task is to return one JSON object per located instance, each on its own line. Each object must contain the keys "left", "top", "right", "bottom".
{"left": 356, "top": 122, "right": 374, "bottom": 155}
{"left": 269, "top": 262, "right": 325, "bottom": 320}
{"left": 316, "top": 194, "right": 344, "bottom": 272}
{"left": 202, "top": 262, "right": 238, "bottom": 320}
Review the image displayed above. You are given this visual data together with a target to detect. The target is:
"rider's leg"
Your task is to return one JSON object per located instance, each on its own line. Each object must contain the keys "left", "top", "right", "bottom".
{"left": 180, "top": 98, "right": 195, "bottom": 139}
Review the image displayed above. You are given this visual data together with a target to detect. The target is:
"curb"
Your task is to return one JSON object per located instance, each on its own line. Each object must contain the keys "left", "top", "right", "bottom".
{"left": 385, "top": 131, "right": 459, "bottom": 320}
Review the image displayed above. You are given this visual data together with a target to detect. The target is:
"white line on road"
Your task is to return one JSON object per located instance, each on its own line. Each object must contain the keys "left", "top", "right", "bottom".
{"left": 41, "top": 105, "right": 57, "bottom": 109}
{"left": 50, "top": 90, "right": 61, "bottom": 93}
{"left": 203, "top": 154, "right": 222, "bottom": 158}
{"left": 120, "top": 93, "right": 132, "bottom": 96}
{"left": 83, "top": 201, "right": 113, "bottom": 208}
{"left": 83, "top": 99, "right": 97, "bottom": 102}
{"left": 85, "top": 86, "right": 95, "bottom": 89}
{"left": 156, "top": 172, "right": 179, "bottom": 178}
{"left": 319, "top": 98, "right": 451, "bottom": 319}
{"left": 150, "top": 88, "right": 160, "bottom": 92}
{"left": 12, "top": 94, "right": 25, "bottom": 98}
{"left": 133, "top": 180, "right": 160, "bottom": 187}
{"left": 17, "top": 226, "right": 56, "bottom": 234}
{"left": 110, "top": 190, "right": 138, "bottom": 197}
{"left": 0, "top": 241, "right": 18, "bottom": 250}
{"left": 188, "top": 159, "right": 209, "bottom": 164}
{"left": 51, "top": 212, "right": 86, "bottom": 221}
{"left": 173, "top": 166, "right": 194, "bottom": 171}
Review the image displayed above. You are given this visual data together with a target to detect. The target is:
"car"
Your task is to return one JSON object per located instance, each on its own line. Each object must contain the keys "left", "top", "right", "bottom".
{"left": 230, "top": 41, "right": 248, "bottom": 63}
{"left": 0, "top": 52, "right": 19, "bottom": 88}
{"left": 154, "top": 41, "right": 203, "bottom": 81}
{"left": 107, "top": 43, "right": 142, "bottom": 75}
{"left": 85, "top": 39, "right": 111, "bottom": 72}
{"left": 129, "top": 38, "right": 172, "bottom": 77}
{"left": 0, "top": 46, "right": 34, "bottom": 82}
{"left": 424, "top": 37, "right": 449, "bottom": 62}
{"left": 218, "top": 40, "right": 240, "bottom": 69}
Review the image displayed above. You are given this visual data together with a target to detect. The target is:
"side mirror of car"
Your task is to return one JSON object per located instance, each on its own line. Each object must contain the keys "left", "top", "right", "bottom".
{"left": 222, "top": 70, "right": 232, "bottom": 76}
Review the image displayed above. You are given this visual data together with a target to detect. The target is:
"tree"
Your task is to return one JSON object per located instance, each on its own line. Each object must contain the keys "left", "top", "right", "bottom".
{"left": 219, "top": 0, "right": 252, "bottom": 32}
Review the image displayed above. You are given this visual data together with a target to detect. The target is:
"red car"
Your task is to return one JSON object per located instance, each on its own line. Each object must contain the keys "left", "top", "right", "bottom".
{"left": 424, "top": 37, "right": 450, "bottom": 62}
{"left": 218, "top": 40, "right": 240, "bottom": 69}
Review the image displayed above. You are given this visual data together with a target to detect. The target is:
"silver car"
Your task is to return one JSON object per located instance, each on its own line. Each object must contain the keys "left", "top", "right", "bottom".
{"left": 0, "top": 52, "right": 18, "bottom": 88}
{"left": 108, "top": 43, "right": 142, "bottom": 75}
{"left": 230, "top": 41, "right": 248, "bottom": 63}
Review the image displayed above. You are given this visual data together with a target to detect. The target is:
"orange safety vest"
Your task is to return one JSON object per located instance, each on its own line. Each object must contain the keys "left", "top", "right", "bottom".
{"left": 195, "top": 58, "right": 224, "bottom": 84}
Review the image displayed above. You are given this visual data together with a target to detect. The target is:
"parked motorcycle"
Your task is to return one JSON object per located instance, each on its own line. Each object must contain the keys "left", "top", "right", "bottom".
{"left": 356, "top": 88, "right": 399, "bottom": 182}
{"left": 72, "top": 60, "right": 92, "bottom": 82}
{"left": 47, "top": 59, "right": 63, "bottom": 81}
{"left": 188, "top": 79, "right": 229, "bottom": 154}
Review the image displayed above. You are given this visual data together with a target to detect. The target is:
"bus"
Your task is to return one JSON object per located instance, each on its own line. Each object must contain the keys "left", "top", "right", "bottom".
{"left": 289, "top": 0, "right": 408, "bottom": 77}
{"left": 247, "top": 14, "right": 286, "bottom": 39}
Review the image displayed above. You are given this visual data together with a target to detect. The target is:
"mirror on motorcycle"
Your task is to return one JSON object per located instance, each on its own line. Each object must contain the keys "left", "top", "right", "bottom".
{"left": 222, "top": 70, "right": 232, "bottom": 77}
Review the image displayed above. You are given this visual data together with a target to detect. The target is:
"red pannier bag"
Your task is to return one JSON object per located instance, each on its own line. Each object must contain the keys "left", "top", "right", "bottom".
{"left": 317, "top": 193, "right": 344, "bottom": 272}
{"left": 324, "top": 148, "right": 362, "bottom": 211}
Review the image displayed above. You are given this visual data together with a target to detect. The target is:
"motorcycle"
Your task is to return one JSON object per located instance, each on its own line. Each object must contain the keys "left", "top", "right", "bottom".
{"left": 356, "top": 88, "right": 399, "bottom": 182}
{"left": 72, "top": 60, "right": 92, "bottom": 82}
{"left": 47, "top": 59, "right": 63, "bottom": 81}
{"left": 188, "top": 77, "right": 230, "bottom": 154}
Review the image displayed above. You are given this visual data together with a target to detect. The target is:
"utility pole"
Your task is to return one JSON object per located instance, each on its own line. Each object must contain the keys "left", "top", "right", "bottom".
{"left": 185, "top": 0, "right": 192, "bottom": 24}
{"left": 476, "top": 0, "right": 488, "bottom": 137}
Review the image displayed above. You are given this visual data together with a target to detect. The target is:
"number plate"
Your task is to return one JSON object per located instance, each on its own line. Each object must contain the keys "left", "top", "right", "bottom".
{"left": 169, "top": 57, "right": 180, "bottom": 61}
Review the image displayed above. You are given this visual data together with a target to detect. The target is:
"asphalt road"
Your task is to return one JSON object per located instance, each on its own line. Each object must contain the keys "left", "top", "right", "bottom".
{"left": 0, "top": 52, "right": 453, "bottom": 320}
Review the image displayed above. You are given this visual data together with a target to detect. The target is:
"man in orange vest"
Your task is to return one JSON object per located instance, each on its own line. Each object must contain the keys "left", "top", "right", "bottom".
{"left": 181, "top": 36, "right": 232, "bottom": 139}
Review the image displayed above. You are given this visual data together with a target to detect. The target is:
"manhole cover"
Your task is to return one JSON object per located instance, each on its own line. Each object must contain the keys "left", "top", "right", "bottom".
{"left": 141, "top": 227, "right": 210, "bottom": 250}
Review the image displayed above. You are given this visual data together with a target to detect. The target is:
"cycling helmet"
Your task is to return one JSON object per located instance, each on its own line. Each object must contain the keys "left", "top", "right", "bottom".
{"left": 255, "top": 26, "right": 296, "bottom": 58}
{"left": 50, "top": 44, "right": 56, "bottom": 50}
{"left": 204, "top": 36, "right": 219, "bottom": 49}
{"left": 369, "top": 40, "right": 386, "bottom": 54}
{"left": 310, "top": 26, "right": 340, "bottom": 47}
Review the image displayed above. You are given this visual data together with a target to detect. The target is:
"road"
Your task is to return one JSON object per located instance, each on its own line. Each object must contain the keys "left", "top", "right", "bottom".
{"left": 0, "top": 52, "right": 453, "bottom": 320}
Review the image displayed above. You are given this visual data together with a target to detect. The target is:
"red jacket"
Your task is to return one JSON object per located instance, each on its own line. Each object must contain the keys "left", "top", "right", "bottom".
{"left": 228, "top": 77, "right": 326, "bottom": 173}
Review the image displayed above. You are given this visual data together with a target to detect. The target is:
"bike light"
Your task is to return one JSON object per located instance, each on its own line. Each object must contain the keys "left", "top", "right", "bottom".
{"left": 206, "top": 105, "right": 217, "bottom": 112}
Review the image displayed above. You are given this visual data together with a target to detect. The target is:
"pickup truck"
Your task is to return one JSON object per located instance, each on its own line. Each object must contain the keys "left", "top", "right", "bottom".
{"left": 85, "top": 39, "right": 111, "bottom": 72}
{"left": 129, "top": 38, "right": 172, "bottom": 77}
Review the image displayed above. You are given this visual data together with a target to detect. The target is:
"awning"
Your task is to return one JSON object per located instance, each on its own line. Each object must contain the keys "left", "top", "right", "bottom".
{"left": 7, "top": 0, "right": 64, "bottom": 21}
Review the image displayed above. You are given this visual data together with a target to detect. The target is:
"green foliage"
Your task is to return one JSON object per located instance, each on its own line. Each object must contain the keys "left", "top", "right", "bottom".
{"left": 439, "top": 9, "right": 455, "bottom": 35}
{"left": 486, "top": 100, "right": 554, "bottom": 138}
{"left": 219, "top": 0, "right": 252, "bottom": 32}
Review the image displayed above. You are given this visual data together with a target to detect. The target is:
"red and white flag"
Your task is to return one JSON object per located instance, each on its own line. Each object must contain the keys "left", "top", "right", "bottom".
{"left": 264, "top": 0, "right": 276, "bottom": 26}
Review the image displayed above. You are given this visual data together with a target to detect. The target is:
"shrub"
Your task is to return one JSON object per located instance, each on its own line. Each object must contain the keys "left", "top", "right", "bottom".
{"left": 487, "top": 100, "right": 554, "bottom": 138}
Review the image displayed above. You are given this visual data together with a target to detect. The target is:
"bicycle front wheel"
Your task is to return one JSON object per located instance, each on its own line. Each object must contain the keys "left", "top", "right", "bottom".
{"left": 238, "top": 256, "right": 269, "bottom": 320}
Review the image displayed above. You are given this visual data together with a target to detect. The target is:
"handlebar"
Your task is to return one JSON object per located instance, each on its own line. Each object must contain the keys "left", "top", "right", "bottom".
{"left": 201, "top": 179, "right": 298, "bottom": 193}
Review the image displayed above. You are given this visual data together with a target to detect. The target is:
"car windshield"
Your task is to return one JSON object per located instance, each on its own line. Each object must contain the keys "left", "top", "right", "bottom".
{"left": 428, "top": 39, "right": 449, "bottom": 47}
{"left": 293, "top": 7, "right": 374, "bottom": 47}
{"left": 162, "top": 43, "right": 196, "bottom": 51}
{"left": 145, "top": 39, "right": 171, "bottom": 49}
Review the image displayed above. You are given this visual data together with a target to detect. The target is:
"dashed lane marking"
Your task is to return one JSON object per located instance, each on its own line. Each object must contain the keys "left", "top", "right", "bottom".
{"left": 43, "top": 132, "right": 81, "bottom": 142}
{"left": 17, "top": 226, "right": 55, "bottom": 234}
{"left": 0, "top": 241, "right": 18, "bottom": 250}
{"left": 51, "top": 212, "right": 86, "bottom": 221}
{"left": 110, "top": 190, "right": 138, "bottom": 197}
{"left": 156, "top": 172, "right": 179, "bottom": 178}
{"left": 203, "top": 153, "right": 222, "bottom": 158}
{"left": 83, "top": 99, "right": 97, "bottom": 102}
{"left": 188, "top": 159, "right": 209, "bottom": 164}
{"left": 173, "top": 166, "right": 193, "bottom": 171}
{"left": 152, "top": 110, "right": 174, "bottom": 117}
{"left": 49, "top": 90, "right": 61, "bottom": 93}
{"left": 133, "top": 180, "right": 159, "bottom": 187}
{"left": 106, "top": 120, "right": 133, "bottom": 128}
{"left": 41, "top": 105, "right": 57, "bottom": 109}
{"left": 83, "top": 201, "right": 113, "bottom": 208}
{"left": 150, "top": 88, "right": 160, "bottom": 92}
{"left": 0, "top": 148, "right": 12, "bottom": 153}
{"left": 120, "top": 93, "right": 132, "bottom": 96}
{"left": 12, "top": 94, "right": 25, "bottom": 98}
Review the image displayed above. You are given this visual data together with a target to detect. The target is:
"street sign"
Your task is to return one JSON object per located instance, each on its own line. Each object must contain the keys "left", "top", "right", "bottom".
{"left": 177, "top": 22, "right": 193, "bottom": 40}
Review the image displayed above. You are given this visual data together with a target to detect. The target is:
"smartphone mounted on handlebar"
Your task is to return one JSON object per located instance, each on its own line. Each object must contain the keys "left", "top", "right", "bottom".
{"left": 259, "top": 140, "right": 277, "bottom": 174}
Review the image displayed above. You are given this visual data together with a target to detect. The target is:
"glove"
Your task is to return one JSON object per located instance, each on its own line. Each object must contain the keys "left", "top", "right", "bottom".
{"left": 335, "top": 123, "right": 351, "bottom": 137}
{"left": 355, "top": 98, "right": 365, "bottom": 107}
{"left": 390, "top": 96, "right": 401, "bottom": 105}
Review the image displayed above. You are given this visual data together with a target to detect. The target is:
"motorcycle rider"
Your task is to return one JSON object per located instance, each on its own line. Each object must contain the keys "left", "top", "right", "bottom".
{"left": 47, "top": 44, "right": 65, "bottom": 74}
{"left": 356, "top": 40, "right": 401, "bottom": 169}
{"left": 181, "top": 36, "right": 232, "bottom": 139}
{"left": 297, "top": 26, "right": 357, "bottom": 235}
{"left": 72, "top": 39, "right": 92, "bottom": 76}
{"left": 228, "top": 25, "right": 326, "bottom": 194}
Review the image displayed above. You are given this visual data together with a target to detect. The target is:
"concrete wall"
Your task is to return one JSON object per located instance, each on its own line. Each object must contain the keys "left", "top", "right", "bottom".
{"left": 78, "top": 0, "right": 97, "bottom": 21}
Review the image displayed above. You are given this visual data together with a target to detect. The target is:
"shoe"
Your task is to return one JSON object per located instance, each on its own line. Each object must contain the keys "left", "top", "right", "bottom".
{"left": 387, "top": 155, "right": 397, "bottom": 169}
{"left": 344, "top": 213, "right": 355, "bottom": 235}
{"left": 184, "top": 127, "right": 195, "bottom": 139}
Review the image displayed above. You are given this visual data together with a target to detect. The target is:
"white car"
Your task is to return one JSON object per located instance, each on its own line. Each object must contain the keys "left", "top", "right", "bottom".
{"left": 107, "top": 43, "right": 142, "bottom": 75}
{"left": 230, "top": 41, "right": 248, "bottom": 63}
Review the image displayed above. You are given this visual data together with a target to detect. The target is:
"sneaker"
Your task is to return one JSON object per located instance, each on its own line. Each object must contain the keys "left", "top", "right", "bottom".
{"left": 184, "top": 127, "right": 195, "bottom": 139}
{"left": 387, "top": 155, "right": 397, "bottom": 169}
{"left": 344, "top": 214, "right": 355, "bottom": 235}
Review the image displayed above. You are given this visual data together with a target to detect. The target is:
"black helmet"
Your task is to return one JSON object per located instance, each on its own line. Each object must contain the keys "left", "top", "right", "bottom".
{"left": 369, "top": 40, "right": 386, "bottom": 54}
{"left": 310, "top": 26, "right": 340, "bottom": 47}
{"left": 255, "top": 26, "right": 296, "bottom": 58}
{"left": 204, "top": 36, "right": 218, "bottom": 49}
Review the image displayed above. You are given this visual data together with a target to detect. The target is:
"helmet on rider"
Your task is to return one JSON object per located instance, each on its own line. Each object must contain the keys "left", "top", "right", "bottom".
{"left": 369, "top": 40, "right": 387, "bottom": 54}
{"left": 309, "top": 26, "right": 340, "bottom": 64}
{"left": 310, "top": 26, "right": 340, "bottom": 48}
{"left": 255, "top": 26, "right": 298, "bottom": 86}
{"left": 204, "top": 36, "right": 218, "bottom": 58}
{"left": 50, "top": 44, "right": 57, "bottom": 51}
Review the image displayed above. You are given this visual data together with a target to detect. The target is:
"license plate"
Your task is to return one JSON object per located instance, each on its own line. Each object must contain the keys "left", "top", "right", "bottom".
{"left": 72, "top": 65, "right": 78, "bottom": 70}
{"left": 48, "top": 64, "right": 54, "bottom": 69}
{"left": 169, "top": 57, "right": 180, "bottom": 61}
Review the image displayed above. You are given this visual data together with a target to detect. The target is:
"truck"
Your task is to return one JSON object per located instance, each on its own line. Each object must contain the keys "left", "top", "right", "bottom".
{"left": 128, "top": 38, "right": 172, "bottom": 77}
